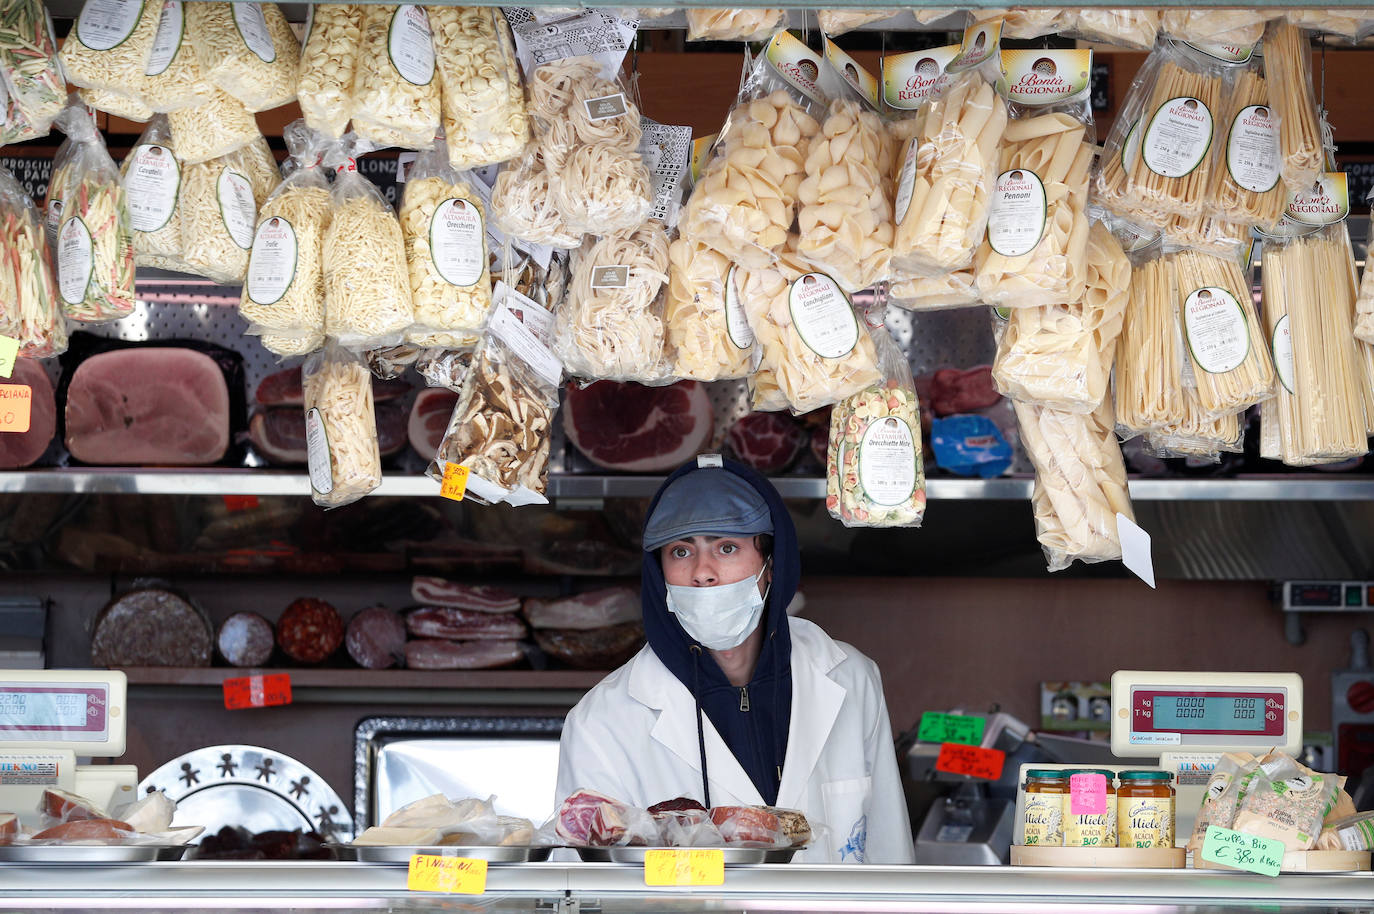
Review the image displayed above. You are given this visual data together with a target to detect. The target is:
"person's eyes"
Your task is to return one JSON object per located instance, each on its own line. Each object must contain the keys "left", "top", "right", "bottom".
{"left": 670, "top": 546, "right": 690, "bottom": 559}
{"left": 719, "top": 542, "right": 738, "bottom": 555}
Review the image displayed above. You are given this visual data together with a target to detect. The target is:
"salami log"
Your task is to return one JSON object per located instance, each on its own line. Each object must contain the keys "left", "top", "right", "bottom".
{"left": 216, "top": 612, "right": 275, "bottom": 667}
{"left": 90, "top": 588, "right": 213, "bottom": 668}
{"left": 275, "top": 598, "right": 344, "bottom": 664}
{"left": 345, "top": 606, "right": 406, "bottom": 670}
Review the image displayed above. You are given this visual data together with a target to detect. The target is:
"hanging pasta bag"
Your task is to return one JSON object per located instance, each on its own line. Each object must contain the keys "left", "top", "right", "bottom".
{"left": 1160, "top": 10, "right": 1274, "bottom": 47}
{"left": 141, "top": 0, "right": 211, "bottom": 113}
{"left": 59, "top": 0, "right": 161, "bottom": 94}
{"left": 187, "top": 1, "right": 299, "bottom": 113}
{"left": 1113, "top": 235, "right": 1178, "bottom": 437}
{"left": 1065, "top": 9, "right": 1160, "bottom": 52}
{"left": 1357, "top": 187, "right": 1374, "bottom": 344}
{"left": 120, "top": 115, "right": 185, "bottom": 270}
{"left": 350, "top": 4, "right": 440, "bottom": 150}
{"left": 1, "top": 72, "right": 46, "bottom": 146}
{"left": 663, "top": 237, "right": 753, "bottom": 382}
{"left": 0, "top": 164, "right": 66, "bottom": 358}
{"left": 1264, "top": 20, "right": 1324, "bottom": 192}
{"left": 817, "top": 9, "right": 900, "bottom": 35}
{"left": 297, "top": 3, "right": 363, "bottom": 140}
{"left": 304, "top": 343, "right": 382, "bottom": 509}
{"left": 1207, "top": 53, "right": 1285, "bottom": 230}
{"left": 0, "top": 0, "right": 65, "bottom": 128}
{"left": 685, "top": 9, "right": 786, "bottom": 41}
{"left": 180, "top": 136, "right": 280, "bottom": 284}
{"left": 430, "top": 6, "right": 530, "bottom": 169}
{"left": 167, "top": 86, "right": 262, "bottom": 165}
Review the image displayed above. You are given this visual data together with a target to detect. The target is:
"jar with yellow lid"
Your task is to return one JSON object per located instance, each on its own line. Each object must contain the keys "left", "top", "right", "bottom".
{"left": 1020, "top": 769, "right": 1067, "bottom": 846}
{"left": 1062, "top": 769, "right": 1117, "bottom": 847}
{"left": 1117, "top": 770, "right": 1175, "bottom": 848}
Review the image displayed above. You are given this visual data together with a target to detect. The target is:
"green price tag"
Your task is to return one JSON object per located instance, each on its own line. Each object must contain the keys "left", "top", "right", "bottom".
{"left": 1201, "top": 826, "right": 1283, "bottom": 877}
{"left": 917, "top": 712, "right": 985, "bottom": 746}
{"left": 0, "top": 336, "right": 18, "bottom": 379}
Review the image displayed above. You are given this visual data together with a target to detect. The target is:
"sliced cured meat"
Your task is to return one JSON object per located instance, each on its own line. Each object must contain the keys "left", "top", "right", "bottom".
{"left": 648, "top": 798, "right": 707, "bottom": 816}
{"left": 216, "top": 612, "right": 275, "bottom": 667}
{"left": 251, "top": 400, "right": 407, "bottom": 466}
{"left": 556, "top": 788, "right": 634, "bottom": 846}
{"left": 345, "top": 605, "right": 406, "bottom": 670}
{"left": 407, "top": 388, "right": 459, "bottom": 462}
{"left": 32, "top": 817, "right": 133, "bottom": 841}
{"left": 564, "top": 380, "right": 713, "bottom": 472}
{"left": 65, "top": 348, "right": 230, "bottom": 465}
{"left": 726, "top": 411, "right": 805, "bottom": 474}
{"left": 405, "top": 606, "right": 528, "bottom": 640}
{"left": 930, "top": 366, "right": 1001, "bottom": 417}
{"left": 710, "top": 806, "right": 782, "bottom": 846}
{"left": 275, "top": 598, "right": 344, "bottom": 664}
{"left": 0, "top": 359, "right": 55, "bottom": 469}
{"left": 90, "top": 588, "right": 213, "bottom": 668}
{"left": 0, "top": 813, "right": 16, "bottom": 845}
{"left": 41, "top": 789, "right": 106, "bottom": 823}
{"left": 403, "top": 639, "right": 524, "bottom": 670}
{"left": 410, "top": 577, "right": 521, "bottom": 613}
{"left": 533, "top": 622, "right": 643, "bottom": 670}
{"left": 523, "top": 586, "right": 640, "bottom": 630}
{"left": 255, "top": 366, "right": 410, "bottom": 408}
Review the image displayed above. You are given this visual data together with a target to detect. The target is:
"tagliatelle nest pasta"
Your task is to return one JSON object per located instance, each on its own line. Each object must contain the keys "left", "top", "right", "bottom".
{"left": 401, "top": 175, "right": 491, "bottom": 347}
{"left": 60, "top": 0, "right": 161, "bottom": 93}
{"left": 297, "top": 3, "right": 363, "bottom": 140}
{"left": 686, "top": 8, "right": 787, "bottom": 41}
{"left": 304, "top": 346, "right": 382, "bottom": 508}
{"left": 351, "top": 4, "right": 440, "bottom": 150}
{"left": 664, "top": 237, "right": 753, "bottom": 382}
{"left": 180, "top": 138, "right": 279, "bottom": 284}
{"left": 430, "top": 6, "right": 529, "bottom": 169}
{"left": 187, "top": 1, "right": 299, "bottom": 113}
{"left": 490, "top": 149, "right": 583, "bottom": 249}
{"left": 167, "top": 87, "right": 261, "bottom": 164}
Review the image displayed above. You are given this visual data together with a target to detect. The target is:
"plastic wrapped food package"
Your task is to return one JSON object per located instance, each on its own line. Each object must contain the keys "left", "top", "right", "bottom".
{"left": 556, "top": 221, "right": 671, "bottom": 382}
{"left": 180, "top": 137, "right": 280, "bottom": 284}
{"left": 351, "top": 5, "right": 440, "bottom": 150}
{"left": 79, "top": 86, "right": 153, "bottom": 122}
{"left": 490, "top": 148, "right": 582, "bottom": 249}
{"left": 888, "top": 267, "right": 979, "bottom": 311}
{"left": 997, "top": 8, "right": 1069, "bottom": 39}
{"left": 1286, "top": 9, "right": 1374, "bottom": 42}
{"left": 140, "top": 0, "right": 209, "bottom": 113}
{"left": 0, "top": 165, "right": 67, "bottom": 358}
{"left": 430, "top": 6, "right": 530, "bottom": 169}
{"left": 796, "top": 98, "right": 895, "bottom": 293}
{"left": 400, "top": 145, "right": 492, "bottom": 348}
{"left": 685, "top": 9, "right": 786, "bottom": 41}
{"left": 1207, "top": 65, "right": 1285, "bottom": 230}
{"left": 1160, "top": 10, "right": 1272, "bottom": 45}
{"left": 296, "top": 3, "right": 363, "bottom": 140}
{"left": 993, "top": 223, "right": 1129, "bottom": 413}
{"left": 167, "top": 87, "right": 262, "bottom": 165}
{"left": 1264, "top": 20, "right": 1324, "bottom": 193}
{"left": 1147, "top": 390, "right": 1243, "bottom": 460}
{"left": 1113, "top": 249, "right": 1178, "bottom": 437}
{"left": 1232, "top": 753, "right": 1339, "bottom": 851}
{"left": 1162, "top": 212, "right": 1249, "bottom": 268}
{"left": 59, "top": 0, "right": 160, "bottom": 93}
{"left": 663, "top": 237, "right": 752, "bottom": 382}
{"left": 304, "top": 345, "right": 382, "bottom": 508}
{"left": 1187, "top": 753, "right": 1261, "bottom": 854}
{"left": 1, "top": 77, "right": 46, "bottom": 145}
{"left": 1067, "top": 9, "right": 1160, "bottom": 51}
{"left": 119, "top": 116, "right": 184, "bottom": 268}
{"left": 0, "top": 0, "right": 65, "bottom": 127}
{"left": 187, "top": 1, "right": 299, "bottom": 113}
{"left": 816, "top": 9, "right": 899, "bottom": 34}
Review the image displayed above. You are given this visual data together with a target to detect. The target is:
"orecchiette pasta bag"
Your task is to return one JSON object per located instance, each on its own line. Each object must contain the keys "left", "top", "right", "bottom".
{"left": 1264, "top": 20, "right": 1324, "bottom": 193}
{"left": 686, "top": 9, "right": 787, "bottom": 42}
{"left": 1206, "top": 59, "right": 1285, "bottom": 231}
{"left": 304, "top": 343, "right": 382, "bottom": 509}
{"left": 297, "top": 3, "right": 364, "bottom": 140}
{"left": 141, "top": 0, "right": 211, "bottom": 113}
{"left": 974, "top": 47, "right": 1094, "bottom": 309}
{"left": 0, "top": 164, "right": 67, "bottom": 358}
{"left": 59, "top": 0, "right": 161, "bottom": 94}
{"left": 663, "top": 237, "right": 753, "bottom": 382}
{"left": 119, "top": 115, "right": 186, "bottom": 270}
{"left": 1065, "top": 9, "right": 1160, "bottom": 52}
{"left": 187, "top": 1, "right": 299, "bottom": 113}
{"left": 180, "top": 136, "right": 280, "bottom": 284}
{"left": 0, "top": 0, "right": 65, "bottom": 128}
{"left": 350, "top": 4, "right": 441, "bottom": 151}
{"left": 167, "top": 86, "right": 262, "bottom": 165}
{"left": 430, "top": 6, "right": 530, "bottom": 170}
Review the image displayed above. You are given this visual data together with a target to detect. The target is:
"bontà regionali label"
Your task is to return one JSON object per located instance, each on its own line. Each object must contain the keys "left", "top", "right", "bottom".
{"left": 430, "top": 198, "right": 484, "bottom": 287}
{"left": 947, "top": 19, "right": 1001, "bottom": 74}
{"left": 247, "top": 216, "right": 297, "bottom": 305}
{"left": 77, "top": 0, "right": 144, "bottom": 52}
{"left": 305, "top": 407, "right": 333, "bottom": 495}
{"left": 1183, "top": 286, "right": 1249, "bottom": 374}
{"left": 858, "top": 416, "right": 917, "bottom": 506}
{"left": 233, "top": 2, "right": 276, "bottom": 63}
{"left": 996, "top": 49, "right": 1092, "bottom": 105}
{"left": 787, "top": 273, "right": 858, "bottom": 359}
{"left": 389, "top": 5, "right": 436, "bottom": 86}
{"left": 1143, "top": 96, "right": 1214, "bottom": 179}
{"left": 1286, "top": 172, "right": 1350, "bottom": 226}
{"left": 882, "top": 45, "right": 958, "bottom": 111}
{"left": 987, "top": 169, "right": 1047, "bottom": 257}
{"left": 1227, "top": 104, "right": 1279, "bottom": 194}
{"left": 125, "top": 144, "right": 180, "bottom": 232}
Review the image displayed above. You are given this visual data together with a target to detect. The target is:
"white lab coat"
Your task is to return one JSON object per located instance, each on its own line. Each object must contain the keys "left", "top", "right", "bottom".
{"left": 555, "top": 617, "right": 914, "bottom": 864}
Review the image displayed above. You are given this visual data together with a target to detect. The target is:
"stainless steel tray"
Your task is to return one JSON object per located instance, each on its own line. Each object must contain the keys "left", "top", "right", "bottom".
{"left": 576, "top": 846, "right": 799, "bottom": 864}
{"left": 329, "top": 844, "right": 553, "bottom": 864}
{"left": 0, "top": 844, "right": 189, "bottom": 863}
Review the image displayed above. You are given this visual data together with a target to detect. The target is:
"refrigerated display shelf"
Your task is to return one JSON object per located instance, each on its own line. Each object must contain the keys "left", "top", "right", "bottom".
{"left": 120, "top": 667, "right": 606, "bottom": 690}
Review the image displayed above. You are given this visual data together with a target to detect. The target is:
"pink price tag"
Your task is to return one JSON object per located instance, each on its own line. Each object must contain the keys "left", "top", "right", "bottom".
{"left": 1069, "top": 773, "right": 1107, "bottom": 816}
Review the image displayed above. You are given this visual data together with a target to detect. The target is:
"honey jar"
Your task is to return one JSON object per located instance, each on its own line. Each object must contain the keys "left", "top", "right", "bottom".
{"left": 1117, "top": 770, "right": 1175, "bottom": 848}
{"left": 1021, "top": 770, "right": 1068, "bottom": 846}
{"left": 1062, "top": 769, "right": 1117, "bottom": 847}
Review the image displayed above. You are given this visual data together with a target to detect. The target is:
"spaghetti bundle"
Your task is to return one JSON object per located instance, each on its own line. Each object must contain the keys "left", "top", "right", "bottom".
{"left": 1114, "top": 251, "right": 1180, "bottom": 436}
{"left": 1263, "top": 21, "right": 1324, "bottom": 192}
{"left": 1148, "top": 392, "right": 1243, "bottom": 459}
{"left": 1207, "top": 66, "right": 1285, "bottom": 230}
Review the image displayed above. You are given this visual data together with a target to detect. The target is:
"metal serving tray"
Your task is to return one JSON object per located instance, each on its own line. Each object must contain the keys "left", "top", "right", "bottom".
{"left": 576, "top": 846, "right": 799, "bottom": 865}
{"left": 329, "top": 844, "right": 553, "bottom": 864}
{"left": 0, "top": 844, "right": 190, "bottom": 863}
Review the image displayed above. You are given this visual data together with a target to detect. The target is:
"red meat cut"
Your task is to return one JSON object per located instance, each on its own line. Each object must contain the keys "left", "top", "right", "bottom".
{"left": 345, "top": 606, "right": 406, "bottom": 669}
{"left": 255, "top": 366, "right": 410, "bottom": 408}
{"left": 276, "top": 598, "right": 344, "bottom": 664}
{"left": 0, "top": 358, "right": 55, "bottom": 469}
{"left": 929, "top": 366, "right": 1001, "bottom": 417}
{"left": 407, "top": 388, "right": 458, "bottom": 461}
{"left": 65, "top": 348, "right": 230, "bottom": 465}
{"left": 726, "top": 411, "right": 805, "bottom": 474}
{"left": 404, "top": 639, "right": 523, "bottom": 670}
{"left": 251, "top": 401, "right": 407, "bottom": 465}
{"left": 410, "top": 577, "right": 521, "bottom": 613}
{"left": 405, "top": 606, "right": 527, "bottom": 640}
{"left": 556, "top": 788, "right": 635, "bottom": 846}
{"left": 217, "top": 612, "right": 274, "bottom": 667}
{"left": 563, "top": 380, "right": 713, "bottom": 472}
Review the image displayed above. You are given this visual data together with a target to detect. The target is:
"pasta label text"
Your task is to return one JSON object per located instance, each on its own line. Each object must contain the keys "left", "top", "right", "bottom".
{"left": 305, "top": 407, "right": 334, "bottom": 495}
{"left": 763, "top": 30, "right": 829, "bottom": 106}
{"left": 1182, "top": 41, "right": 1255, "bottom": 65}
{"left": 893, "top": 139, "right": 918, "bottom": 225}
{"left": 1226, "top": 105, "right": 1279, "bottom": 194}
{"left": 724, "top": 265, "right": 753, "bottom": 350}
{"left": 217, "top": 168, "right": 257, "bottom": 250}
{"left": 1183, "top": 287, "right": 1249, "bottom": 374}
{"left": 858, "top": 416, "right": 918, "bottom": 506}
{"left": 787, "top": 273, "right": 859, "bottom": 359}
{"left": 77, "top": 0, "right": 144, "bottom": 52}
{"left": 1271, "top": 315, "right": 1295, "bottom": 394}
{"left": 583, "top": 93, "right": 628, "bottom": 122}
{"left": 997, "top": 49, "right": 1091, "bottom": 105}
{"left": 882, "top": 45, "right": 957, "bottom": 110}
{"left": 430, "top": 198, "right": 484, "bottom": 287}
{"left": 389, "top": 5, "right": 436, "bottom": 87}
{"left": 125, "top": 144, "right": 179, "bottom": 233}
{"left": 145, "top": 0, "right": 182, "bottom": 76}
{"left": 247, "top": 216, "right": 297, "bottom": 306}
{"left": 987, "top": 169, "right": 1047, "bottom": 257}
{"left": 1143, "top": 97, "right": 1214, "bottom": 179}
{"left": 1285, "top": 172, "right": 1349, "bottom": 226}
{"left": 57, "top": 217, "right": 94, "bottom": 305}
{"left": 232, "top": 2, "right": 276, "bottom": 64}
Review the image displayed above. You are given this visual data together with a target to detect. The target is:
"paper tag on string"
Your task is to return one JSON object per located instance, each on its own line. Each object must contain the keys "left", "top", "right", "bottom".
{"left": 1116, "top": 513, "right": 1156, "bottom": 588}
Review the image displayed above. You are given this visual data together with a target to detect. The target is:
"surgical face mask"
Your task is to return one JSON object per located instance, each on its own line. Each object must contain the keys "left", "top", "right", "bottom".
{"left": 665, "top": 563, "right": 770, "bottom": 651}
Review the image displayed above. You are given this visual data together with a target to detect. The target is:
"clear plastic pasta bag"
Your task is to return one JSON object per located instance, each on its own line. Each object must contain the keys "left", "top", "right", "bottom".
{"left": 1146, "top": 393, "right": 1243, "bottom": 462}
{"left": 297, "top": 3, "right": 363, "bottom": 141}
{"left": 1162, "top": 11, "right": 1272, "bottom": 47}
{"left": 46, "top": 101, "right": 136, "bottom": 324}
{"left": 180, "top": 136, "right": 279, "bottom": 284}
{"left": 0, "top": 0, "right": 65, "bottom": 127}
{"left": 1357, "top": 188, "right": 1374, "bottom": 344}
{"left": 0, "top": 163, "right": 67, "bottom": 358}
{"left": 1187, "top": 753, "right": 1260, "bottom": 854}
{"left": 1231, "top": 752, "right": 1339, "bottom": 852}
{"left": 304, "top": 343, "right": 382, "bottom": 509}
{"left": 556, "top": 220, "right": 671, "bottom": 382}
{"left": 141, "top": 0, "right": 210, "bottom": 113}
{"left": 888, "top": 266, "right": 979, "bottom": 311}
{"left": 663, "top": 236, "right": 753, "bottom": 381}
{"left": 400, "top": 139, "right": 492, "bottom": 349}
{"left": 120, "top": 115, "right": 185, "bottom": 269}
{"left": 431, "top": 6, "right": 530, "bottom": 170}
{"left": 685, "top": 9, "right": 786, "bottom": 41}
{"left": 1066, "top": 9, "right": 1160, "bottom": 51}
{"left": 79, "top": 85, "right": 153, "bottom": 122}
{"left": 1264, "top": 20, "right": 1324, "bottom": 193}
{"left": 187, "top": 1, "right": 299, "bottom": 113}
{"left": 816, "top": 9, "right": 900, "bottom": 35}
{"left": 995, "top": 8, "right": 1069, "bottom": 39}
{"left": 1014, "top": 397, "right": 1135, "bottom": 573}
{"left": 1, "top": 75, "right": 46, "bottom": 146}
{"left": 1113, "top": 241, "right": 1179, "bottom": 437}
{"left": 825, "top": 325, "right": 926, "bottom": 528}
{"left": 322, "top": 135, "right": 415, "bottom": 350}
{"left": 489, "top": 146, "right": 583, "bottom": 250}
{"left": 350, "top": 4, "right": 440, "bottom": 151}
{"left": 167, "top": 86, "right": 261, "bottom": 165}
{"left": 241, "top": 120, "right": 330, "bottom": 355}
{"left": 1286, "top": 9, "right": 1374, "bottom": 43}
{"left": 1162, "top": 212, "right": 1250, "bottom": 271}
{"left": 1204, "top": 57, "right": 1286, "bottom": 231}
{"left": 993, "top": 222, "right": 1129, "bottom": 413}
{"left": 59, "top": 0, "right": 161, "bottom": 93}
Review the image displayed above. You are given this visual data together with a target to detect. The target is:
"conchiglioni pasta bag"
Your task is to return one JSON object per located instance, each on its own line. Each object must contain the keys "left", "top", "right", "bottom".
{"left": 0, "top": 164, "right": 66, "bottom": 358}
{"left": 296, "top": 3, "right": 363, "bottom": 140}
{"left": 187, "top": 1, "right": 299, "bottom": 113}
{"left": 350, "top": 4, "right": 440, "bottom": 150}
{"left": 139, "top": 0, "right": 211, "bottom": 113}
{"left": 825, "top": 325, "right": 926, "bottom": 529}
{"left": 663, "top": 237, "right": 753, "bottom": 382}
{"left": 59, "top": 0, "right": 160, "bottom": 94}
{"left": 0, "top": 0, "right": 65, "bottom": 128}
{"left": 180, "top": 136, "right": 280, "bottom": 284}
{"left": 240, "top": 120, "right": 331, "bottom": 356}
{"left": 304, "top": 344, "right": 382, "bottom": 509}
{"left": 686, "top": 8, "right": 787, "bottom": 41}
{"left": 120, "top": 115, "right": 186, "bottom": 271}
{"left": 429, "top": 6, "right": 530, "bottom": 170}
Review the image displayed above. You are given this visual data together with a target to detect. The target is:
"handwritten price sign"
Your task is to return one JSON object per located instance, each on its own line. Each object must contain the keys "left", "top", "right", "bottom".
{"left": 440, "top": 462, "right": 470, "bottom": 501}
{"left": 917, "top": 712, "right": 985, "bottom": 746}
{"left": 1069, "top": 772, "right": 1108, "bottom": 815}
{"left": 222, "top": 674, "right": 292, "bottom": 710}
{"left": 1201, "top": 826, "right": 1283, "bottom": 877}
{"left": 935, "top": 743, "right": 1005, "bottom": 780}
{"left": 407, "top": 854, "right": 488, "bottom": 894}
{"left": 644, "top": 848, "right": 725, "bottom": 886}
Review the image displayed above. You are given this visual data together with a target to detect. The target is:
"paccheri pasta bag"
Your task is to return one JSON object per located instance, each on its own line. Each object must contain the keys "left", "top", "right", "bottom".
{"left": 297, "top": 3, "right": 363, "bottom": 140}
{"left": 400, "top": 138, "right": 492, "bottom": 349}
{"left": 304, "top": 343, "right": 382, "bottom": 508}
{"left": 663, "top": 237, "right": 753, "bottom": 382}
{"left": 0, "top": 0, "right": 64, "bottom": 128}
{"left": 974, "top": 45, "right": 1094, "bottom": 309}
{"left": 241, "top": 120, "right": 331, "bottom": 357}
{"left": 1207, "top": 53, "right": 1285, "bottom": 230}
{"left": 686, "top": 8, "right": 787, "bottom": 41}
{"left": 140, "top": 0, "right": 210, "bottom": 113}
{"left": 0, "top": 164, "right": 67, "bottom": 358}
{"left": 120, "top": 115, "right": 186, "bottom": 270}
{"left": 1264, "top": 20, "right": 1324, "bottom": 193}
{"left": 180, "top": 136, "right": 280, "bottom": 284}
{"left": 45, "top": 101, "right": 136, "bottom": 324}
{"left": 187, "top": 1, "right": 299, "bottom": 113}
{"left": 1065, "top": 9, "right": 1160, "bottom": 51}
{"left": 59, "top": 0, "right": 161, "bottom": 94}
{"left": 167, "top": 85, "right": 262, "bottom": 165}
{"left": 350, "top": 4, "right": 440, "bottom": 150}
{"left": 430, "top": 6, "right": 530, "bottom": 170}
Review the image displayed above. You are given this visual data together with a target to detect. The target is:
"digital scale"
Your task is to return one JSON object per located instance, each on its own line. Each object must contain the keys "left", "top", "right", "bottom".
{"left": 0, "top": 670, "right": 139, "bottom": 827}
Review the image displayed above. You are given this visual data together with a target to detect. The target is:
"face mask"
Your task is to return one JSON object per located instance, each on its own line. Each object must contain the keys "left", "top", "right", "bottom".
{"left": 666, "top": 563, "right": 770, "bottom": 651}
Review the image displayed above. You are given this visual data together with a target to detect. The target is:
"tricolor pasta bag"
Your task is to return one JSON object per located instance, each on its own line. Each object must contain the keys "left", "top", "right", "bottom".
{"left": 0, "top": 164, "right": 67, "bottom": 358}
{"left": 304, "top": 343, "right": 382, "bottom": 509}
{"left": 187, "top": 1, "right": 299, "bottom": 113}
{"left": 180, "top": 136, "right": 280, "bottom": 284}
{"left": 296, "top": 3, "right": 364, "bottom": 141}
{"left": 1264, "top": 20, "right": 1324, "bottom": 193}
{"left": 350, "top": 4, "right": 440, "bottom": 151}
{"left": 400, "top": 138, "right": 492, "bottom": 349}
{"left": 430, "top": 6, "right": 530, "bottom": 170}
{"left": 45, "top": 101, "right": 136, "bottom": 324}
{"left": 1206, "top": 54, "right": 1286, "bottom": 231}
{"left": 241, "top": 120, "right": 331, "bottom": 357}
{"left": 140, "top": 0, "right": 211, "bottom": 113}
{"left": 0, "top": 0, "right": 65, "bottom": 128}
{"left": 1160, "top": 10, "right": 1274, "bottom": 49}
{"left": 59, "top": 0, "right": 161, "bottom": 94}
{"left": 1, "top": 72, "right": 47, "bottom": 145}
{"left": 974, "top": 46, "right": 1094, "bottom": 309}
{"left": 1065, "top": 9, "right": 1160, "bottom": 52}
{"left": 120, "top": 116, "right": 186, "bottom": 270}
{"left": 825, "top": 324, "right": 926, "bottom": 528}
{"left": 663, "top": 237, "right": 753, "bottom": 382}
{"left": 685, "top": 9, "right": 787, "bottom": 42}
{"left": 167, "top": 86, "right": 262, "bottom": 165}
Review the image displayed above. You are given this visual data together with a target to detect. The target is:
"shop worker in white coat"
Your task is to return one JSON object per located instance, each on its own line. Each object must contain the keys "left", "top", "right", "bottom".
{"left": 556, "top": 455, "right": 913, "bottom": 864}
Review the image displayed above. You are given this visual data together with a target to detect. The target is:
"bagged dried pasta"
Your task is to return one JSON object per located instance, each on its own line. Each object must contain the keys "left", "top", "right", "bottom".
{"left": 1160, "top": 10, "right": 1274, "bottom": 46}
{"left": 1, "top": 72, "right": 46, "bottom": 145}
{"left": 0, "top": 164, "right": 66, "bottom": 358}
{"left": 992, "top": 8, "right": 1069, "bottom": 40}
{"left": 1147, "top": 392, "right": 1243, "bottom": 460}
{"left": 663, "top": 236, "right": 752, "bottom": 381}
{"left": 59, "top": 0, "right": 160, "bottom": 93}
{"left": 430, "top": 6, "right": 529, "bottom": 170}
{"left": 120, "top": 115, "right": 185, "bottom": 269}
{"left": 1358, "top": 194, "right": 1374, "bottom": 344}
{"left": 489, "top": 146, "right": 582, "bottom": 249}
{"left": 1231, "top": 752, "right": 1340, "bottom": 852}
{"left": 888, "top": 266, "right": 979, "bottom": 311}
{"left": 1207, "top": 61, "right": 1285, "bottom": 231}
{"left": 0, "top": 0, "right": 64, "bottom": 127}
{"left": 350, "top": 5, "right": 440, "bottom": 150}
{"left": 817, "top": 9, "right": 899, "bottom": 35}
{"left": 187, "top": 1, "right": 298, "bottom": 113}
{"left": 140, "top": 0, "right": 210, "bottom": 112}
{"left": 1187, "top": 753, "right": 1260, "bottom": 855}
{"left": 80, "top": 84, "right": 155, "bottom": 123}
{"left": 1113, "top": 242, "right": 1178, "bottom": 437}
{"left": 296, "top": 3, "right": 363, "bottom": 140}
{"left": 180, "top": 136, "right": 279, "bottom": 284}
{"left": 1066, "top": 9, "right": 1159, "bottom": 51}
{"left": 1286, "top": 9, "right": 1374, "bottom": 42}
{"left": 1264, "top": 21, "right": 1324, "bottom": 193}
{"left": 686, "top": 9, "right": 786, "bottom": 41}
{"left": 167, "top": 86, "right": 261, "bottom": 164}
{"left": 304, "top": 344, "right": 382, "bottom": 508}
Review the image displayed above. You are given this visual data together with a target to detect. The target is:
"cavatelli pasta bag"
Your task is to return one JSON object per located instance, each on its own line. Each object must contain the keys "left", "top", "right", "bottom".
{"left": 187, "top": 1, "right": 299, "bottom": 113}
{"left": 59, "top": 0, "right": 161, "bottom": 94}
{"left": 304, "top": 343, "right": 381, "bottom": 508}
{"left": 166, "top": 85, "right": 262, "bottom": 165}
{"left": 0, "top": 0, "right": 65, "bottom": 128}
{"left": 297, "top": 3, "right": 363, "bottom": 140}
{"left": 119, "top": 115, "right": 186, "bottom": 270}
{"left": 0, "top": 164, "right": 67, "bottom": 358}
{"left": 140, "top": 0, "right": 211, "bottom": 113}
{"left": 180, "top": 135, "right": 280, "bottom": 284}
{"left": 350, "top": 4, "right": 440, "bottom": 151}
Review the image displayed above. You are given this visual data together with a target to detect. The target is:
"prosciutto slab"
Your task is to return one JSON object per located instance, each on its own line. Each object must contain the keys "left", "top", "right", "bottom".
{"left": 405, "top": 606, "right": 528, "bottom": 640}
{"left": 410, "top": 577, "right": 522, "bottom": 613}
{"left": 556, "top": 789, "right": 637, "bottom": 846}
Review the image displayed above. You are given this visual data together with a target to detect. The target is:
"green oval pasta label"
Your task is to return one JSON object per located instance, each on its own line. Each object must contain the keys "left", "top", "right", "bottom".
{"left": 1271, "top": 314, "right": 1295, "bottom": 394}
{"left": 77, "top": 0, "right": 145, "bottom": 51}
{"left": 430, "top": 198, "right": 484, "bottom": 287}
{"left": 1227, "top": 105, "right": 1279, "bottom": 194}
{"left": 233, "top": 2, "right": 276, "bottom": 63}
{"left": 145, "top": 0, "right": 183, "bottom": 76}
{"left": 787, "top": 273, "right": 858, "bottom": 359}
{"left": 1143, "top": 96, "right": 1213, "bottom": 179}
{"left": 125, "top": 144, "right": 180, "bottom": 232}
{"left": 987, "top": 168, "right": 1047, "bottom": 257}
{"left": 305, "top": 406, "right": 333, "bottom": 495}
{"left": 858, "top": 416, "right": 917, "bottom": 506}
{"left": 389, "top": 5, "right": 436, "bottom": 86}
{"left": 57, "top": 217, "right": 95, "bottom": 304}
{"left": 1183, "top": 286, "right": 1249, "bottom": 373}
{"left": 724, "top": 264, "right": 752, "bottom": 350}
{"left": 247, "top": 215, "right": 297, "bottom": 305}
{"left": 893, "top": 138, "right": 918, "bottom": 225}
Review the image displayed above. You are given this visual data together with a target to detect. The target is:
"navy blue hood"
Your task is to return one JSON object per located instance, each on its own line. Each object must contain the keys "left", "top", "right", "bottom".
{"left": 641, "top": 457, "right": 797, "bottom": 806}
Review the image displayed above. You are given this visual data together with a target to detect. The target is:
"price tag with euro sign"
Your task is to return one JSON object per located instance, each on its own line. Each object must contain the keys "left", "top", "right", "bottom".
{"left": 644, "top": 848, "right": 725, "bottom": 886}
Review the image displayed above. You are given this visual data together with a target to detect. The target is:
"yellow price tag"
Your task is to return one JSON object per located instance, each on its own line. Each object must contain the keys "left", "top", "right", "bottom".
{"left": 440, "top": 462, "right": 469, "bottom": 501}
{"left": 644, "top": 848, "right": 725, "bottom": 887}
{"left": 0, "top": 335, "right": 18, "bottom": 379}
{"left": 406, "top": 854, "right": 488, "bottom": 894}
